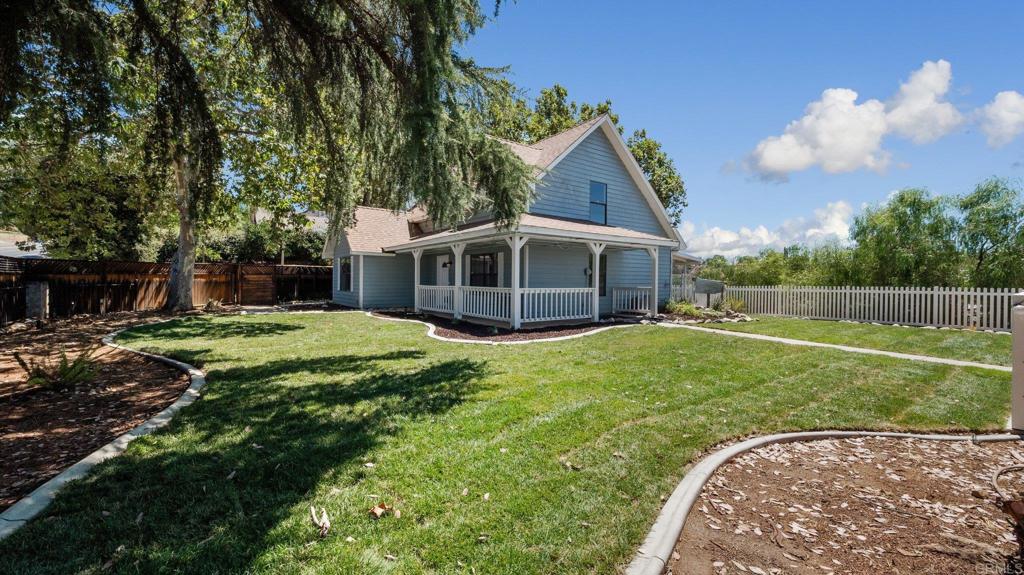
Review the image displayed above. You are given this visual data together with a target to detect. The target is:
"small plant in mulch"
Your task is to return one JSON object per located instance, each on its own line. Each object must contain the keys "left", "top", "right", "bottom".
{"left": 203, "top": 298, "right": 225, "bottom": 312}
{"left": 14, "top": 347, "right": 98, "bottom": 390}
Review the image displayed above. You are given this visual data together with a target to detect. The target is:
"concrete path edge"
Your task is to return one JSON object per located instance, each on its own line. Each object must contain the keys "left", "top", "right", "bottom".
{"left": 0, "top": 319, "right": 207, "bottom": 541}
{"left": 624, "top": 430, "right": 1023, "bottom": 575}
{"left": 661, "top": 322, "right": 1011, "bottom": 372}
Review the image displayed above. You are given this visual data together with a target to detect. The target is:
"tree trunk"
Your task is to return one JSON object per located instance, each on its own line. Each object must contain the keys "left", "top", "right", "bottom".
{"left": 166, "top": 151, "right": 196, "bottom": 311}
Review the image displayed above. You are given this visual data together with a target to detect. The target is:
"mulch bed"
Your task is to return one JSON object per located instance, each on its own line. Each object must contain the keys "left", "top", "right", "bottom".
{"left": 373, "top": 311, "right": 636, "bottom": 342}
{"left": 1, "top": 312, "right": 191, "bottom": 509}
{"left": 669, "top": 436, "right": 1024, "bottom": 575}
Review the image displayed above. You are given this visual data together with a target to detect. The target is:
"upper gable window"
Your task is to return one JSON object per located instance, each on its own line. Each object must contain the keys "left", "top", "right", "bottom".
{"left": 589, "top": 181, "right": 607, "bottom": 224}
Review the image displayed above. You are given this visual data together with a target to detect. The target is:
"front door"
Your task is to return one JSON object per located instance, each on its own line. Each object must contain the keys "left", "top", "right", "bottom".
{"left": 436, "top": 255, "right": 450, "bottom": 286}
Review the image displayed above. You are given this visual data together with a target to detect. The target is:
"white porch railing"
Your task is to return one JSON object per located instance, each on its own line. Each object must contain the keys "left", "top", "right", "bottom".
{"left": 612, "top": 287, "right": 652, "bottom": 315}
{"left": 418, "top": 285, "right": 456, "bottom": 314}
{"left": 462, "top": 286, "right": 512, "bottom": 322}
{"left": 521, "top": 287, "right": 593, "bottom": 323}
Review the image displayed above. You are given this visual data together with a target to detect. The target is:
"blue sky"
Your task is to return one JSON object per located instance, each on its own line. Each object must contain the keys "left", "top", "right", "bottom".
{"left": 463, "top": 1, "right": 1024, "bottom": 257}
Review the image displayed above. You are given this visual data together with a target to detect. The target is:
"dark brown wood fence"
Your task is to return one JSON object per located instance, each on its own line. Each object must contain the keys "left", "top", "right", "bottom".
{"left": 0, "top": 256, "right": 332, "bottom": 325}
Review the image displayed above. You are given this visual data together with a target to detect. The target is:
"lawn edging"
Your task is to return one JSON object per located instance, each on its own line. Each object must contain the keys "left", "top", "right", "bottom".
{"left": 0, "top": 320, "right": 206, "bottom": 541}
{"left": 365, "top": 311, "right": 639, "bottom": 344}
{"left": 625, "top": 430, "right": 1023, "bottom": 575}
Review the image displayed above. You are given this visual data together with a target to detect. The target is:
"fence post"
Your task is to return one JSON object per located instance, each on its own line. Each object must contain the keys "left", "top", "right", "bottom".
{"left": 1013, "top": 292, "right": 1024, "bottom": 432}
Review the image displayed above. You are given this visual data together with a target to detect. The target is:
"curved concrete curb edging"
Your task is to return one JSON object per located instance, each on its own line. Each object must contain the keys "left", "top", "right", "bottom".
{"left": 0, "top": 320, "right": 206, "bottom": 541}
{"left": 625, "top": 430, "right": 1023, "bottom": 575}
{"left": 660, "top": 322, "right": 1012, "bottom": 372}
{"left": 365, "top": 312, "right": 640, "bottom": 345}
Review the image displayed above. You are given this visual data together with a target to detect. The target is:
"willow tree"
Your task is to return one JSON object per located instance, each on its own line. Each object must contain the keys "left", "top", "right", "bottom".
{"left": 3, "top": 0, "right": 533, "bottom": 310}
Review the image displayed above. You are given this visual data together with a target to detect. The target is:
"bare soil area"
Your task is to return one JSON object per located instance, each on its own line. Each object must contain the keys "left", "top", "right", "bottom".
{"left": 669, "top": 436, "right": 1024, "bottom": 575}
{"left": 1, "top": 312, "right": 190, "bottom": 509}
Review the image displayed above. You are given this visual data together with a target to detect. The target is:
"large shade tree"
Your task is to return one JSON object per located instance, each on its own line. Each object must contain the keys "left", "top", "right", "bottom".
{"left": 2, "top": 0, "right": 533, "bottom": 310}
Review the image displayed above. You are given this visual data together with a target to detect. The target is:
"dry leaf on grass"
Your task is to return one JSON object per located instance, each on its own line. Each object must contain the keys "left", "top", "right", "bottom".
{"left": 309, "top": 506, "right": 330, "bottom": 538}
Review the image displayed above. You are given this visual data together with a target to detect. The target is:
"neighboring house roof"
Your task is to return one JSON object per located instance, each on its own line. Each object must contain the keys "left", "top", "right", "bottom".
{"left": 673, "top": 252, "right": 702, "bottom": 264}
{"left": 0, "top": 231, "right": 44, "bottom": 258}
{"left": 253, "top": 208, "right": 329, "bottom": 233}
{"left": 385, "top": 212, "right": 677, "bottom": 252}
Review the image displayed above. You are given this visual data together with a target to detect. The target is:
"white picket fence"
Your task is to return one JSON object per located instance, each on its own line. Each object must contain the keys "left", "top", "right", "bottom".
{"left": 725, "top": 285, "right": 1023, "bottom": 331}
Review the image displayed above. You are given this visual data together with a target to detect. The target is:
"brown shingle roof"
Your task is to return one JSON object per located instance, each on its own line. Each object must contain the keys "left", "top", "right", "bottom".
{"left": 336, "top": 206, "right": 418, "bottom": 253}
{"left": 384, "top": 212, "right": 672, "bottom": 250}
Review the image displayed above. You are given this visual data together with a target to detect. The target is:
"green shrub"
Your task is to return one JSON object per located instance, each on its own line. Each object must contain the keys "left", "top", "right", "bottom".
{"left": 14, "top": 347, "right": 97, "bottom": 390}
{"left": 665, "top": 300, "right": 701, "bottom": 317}
{"left": 724, "top": 297, "right": 746, "bottom": 313}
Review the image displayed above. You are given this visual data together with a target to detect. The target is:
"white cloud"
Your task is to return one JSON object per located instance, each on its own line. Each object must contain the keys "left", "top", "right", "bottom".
{"left": 979, "top": 90, "right": 1024, "bottom": 147}
{"left": 680, "top": 201, "right": 853, "bottom": 259}
{"left": 885, "top": 59, "right": 963, "bottom": 143}
{"left": 749, "top": 89, "right": 889, "bottom": 180}
{"left": 746, "top": 60, "right": 963, "bottom": 180}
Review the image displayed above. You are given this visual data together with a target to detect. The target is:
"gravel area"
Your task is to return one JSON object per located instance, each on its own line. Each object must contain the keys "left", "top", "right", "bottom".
{"left": 669, "top": 436, "right": 1024, "bottom": 575}
{"left": 1, "top": 312, "right": 190, "bottom": 509}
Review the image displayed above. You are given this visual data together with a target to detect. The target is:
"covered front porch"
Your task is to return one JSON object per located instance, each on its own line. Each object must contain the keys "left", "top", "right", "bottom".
{"left": 397, "top": 233, "right": 665, "bottom": 329}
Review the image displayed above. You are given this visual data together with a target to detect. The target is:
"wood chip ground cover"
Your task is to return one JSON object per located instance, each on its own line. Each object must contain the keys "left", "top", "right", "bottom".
{"left": 669, "top": 437, "right": 1024, "bottom": 575}
{"left": 0, "top": 312, "right": 190, "bottom": 508}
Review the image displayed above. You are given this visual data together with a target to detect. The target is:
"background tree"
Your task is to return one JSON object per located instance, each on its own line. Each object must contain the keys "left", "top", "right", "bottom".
{"left": 849, "top": 188, "right": 961, "bottom": 286}
{"left": 3, "top": 1, "right": 535, "bottom": 311}
{"left": 958, "top": 178, "right": 1024, "bottom": 287}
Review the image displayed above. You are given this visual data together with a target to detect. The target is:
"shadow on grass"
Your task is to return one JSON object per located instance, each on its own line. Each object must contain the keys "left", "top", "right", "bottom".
{"left": 120, "top": 315, "right": 305, "bottom": 342}
{"left": 0, "top": 347, "right": 488, "bottom": 574}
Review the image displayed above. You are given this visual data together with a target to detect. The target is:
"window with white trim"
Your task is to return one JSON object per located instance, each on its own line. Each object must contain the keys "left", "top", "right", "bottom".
{"left": 589, "top": 181, "right": 608, "bottom": 224}
{"left": 469, "top": 253, "right": 498, "bottom": 287}
{"left": 339, "top": 256, "right": 352, "bottom": 291}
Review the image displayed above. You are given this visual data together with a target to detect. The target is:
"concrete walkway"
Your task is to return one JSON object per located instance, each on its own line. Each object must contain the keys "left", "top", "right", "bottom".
{"left": 660, "top": 322, "right": 1011, "bottom": 372}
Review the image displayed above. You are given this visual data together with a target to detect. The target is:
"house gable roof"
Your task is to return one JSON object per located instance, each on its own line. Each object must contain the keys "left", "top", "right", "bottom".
{"left": 538, "top": 116, "right": 684, "bottom": 247}
{"left": 323, "top": 115, "right": 687, "bottom": 257}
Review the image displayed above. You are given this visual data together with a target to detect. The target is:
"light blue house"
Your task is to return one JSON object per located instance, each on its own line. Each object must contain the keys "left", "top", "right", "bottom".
{"left": 323, "top": 115, "right": 685, "bottom": 329}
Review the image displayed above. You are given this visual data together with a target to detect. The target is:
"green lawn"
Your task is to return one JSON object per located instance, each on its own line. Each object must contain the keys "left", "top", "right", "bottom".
{"left": 703, "top": 316, "right": 1013, "bottom": 367}
{"left": 0, "top": 313, "right": 1010, "bottom": 574}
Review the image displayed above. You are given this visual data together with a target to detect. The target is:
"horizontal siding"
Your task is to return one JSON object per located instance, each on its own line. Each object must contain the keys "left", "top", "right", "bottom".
{"left": 531, "top": 129, "right": 666, "bottom": 237}
{"left": 362, "top": 254, "right": 414, "bottom": 309}
{"left": 331, "top": 253, "right": 359, "bottom": 308}
{"left": 526, "top": 244, "right": 668, "bottom": 314}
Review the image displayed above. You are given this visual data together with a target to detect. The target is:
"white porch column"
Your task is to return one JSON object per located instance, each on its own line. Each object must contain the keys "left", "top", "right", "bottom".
{"left": 412, "top": 249, "right": 423, "bottom": 312}
{"left": 505, "top": 234, "right": 529, "bottom": 329}
{"left": 645, "top": 247, "right": 659, "bottom": 317}
{"left": 587, "top": 242, "right": 606, "bottom": 323}
{"left": 452, "top": 242, "right": 466, "bottom": 319}
{"left": 1012, "top": 292, "right": 1024, "bottom": 432}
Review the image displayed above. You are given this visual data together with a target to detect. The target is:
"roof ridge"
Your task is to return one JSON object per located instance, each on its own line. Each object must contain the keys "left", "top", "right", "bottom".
{"left": 530, "top": 114, "right": 606, "bottom": 148}
{"left": 487, "top": 134, "right": 541, "bottom": 150}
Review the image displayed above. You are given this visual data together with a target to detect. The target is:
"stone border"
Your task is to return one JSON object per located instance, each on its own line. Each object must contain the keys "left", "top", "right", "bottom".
{"left": 625, "top": 430, "right": 1024, "bottom": 575}
{"left": 0, "top": 320, "right": 206, "bottom": 541}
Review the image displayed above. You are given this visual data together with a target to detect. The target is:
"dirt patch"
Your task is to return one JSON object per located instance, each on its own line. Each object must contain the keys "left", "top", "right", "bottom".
{"left": 669, "top": 437, "right": 1024, "bottom": 575}
{"left": 373, "top": 311, "right": 636, "bottom": 342}
{"left": 1, "top": 312, "right": 191, "bottom": 509}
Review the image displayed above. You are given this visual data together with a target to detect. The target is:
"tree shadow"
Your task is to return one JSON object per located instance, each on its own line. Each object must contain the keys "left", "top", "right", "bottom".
{"left": 119, "top": 316, "right": 305, "bottom": 343}
{"left": 0, "top": 349, "right": 487, "bottom": 574}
